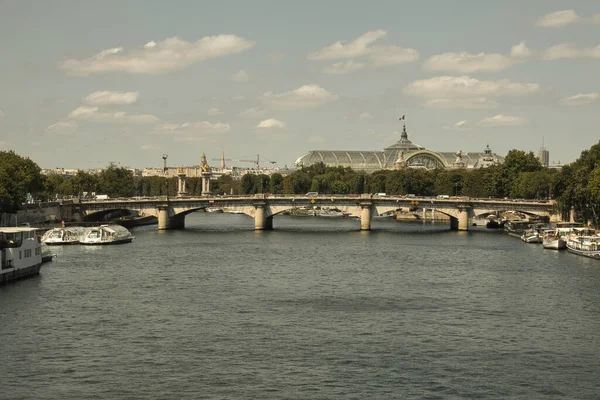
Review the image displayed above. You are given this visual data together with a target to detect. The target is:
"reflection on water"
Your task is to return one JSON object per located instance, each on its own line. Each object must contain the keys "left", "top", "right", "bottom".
{"left": 1, "top": 212, "right": 600, "bottom": 399}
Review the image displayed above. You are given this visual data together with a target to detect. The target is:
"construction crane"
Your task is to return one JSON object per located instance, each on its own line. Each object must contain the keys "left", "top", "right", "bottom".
{"left": 212, "top": 154, "right": 276, "bottom": 170}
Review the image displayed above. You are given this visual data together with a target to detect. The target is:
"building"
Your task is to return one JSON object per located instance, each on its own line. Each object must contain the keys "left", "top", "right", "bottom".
{"left": 294, "top": 125, "right": 504, "bottom": 173}
{"left": 538, "top": 147, "right": 550, "bottom": 168}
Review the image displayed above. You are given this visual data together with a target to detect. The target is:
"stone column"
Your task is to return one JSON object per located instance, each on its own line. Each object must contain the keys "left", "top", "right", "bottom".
{"left": 158, "top": 206, "right": 185, "bottom": 230}
{"left": 570, "top": 207, "right": 575, "bottom": 223}
{"left": 177, "top": 172, "right": 187, "bottom": 197}
{"left": 255, "top": 205, "right": 266, "bottom": 230}
{"left": 158, "top": 207, "right": 170, "bottom": 230}
{"left": 360, "top": 204, "right": 372, "bottom": 231}
{"left": 457, "top": 209, "right": 469, "bottom": 231}
{"left": 201, "top": 174, "right": 212, "bottom": 195}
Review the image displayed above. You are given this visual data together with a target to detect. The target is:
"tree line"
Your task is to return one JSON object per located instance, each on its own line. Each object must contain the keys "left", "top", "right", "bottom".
{"left": 2, "top": 141, "right": 599, "bottom": 225}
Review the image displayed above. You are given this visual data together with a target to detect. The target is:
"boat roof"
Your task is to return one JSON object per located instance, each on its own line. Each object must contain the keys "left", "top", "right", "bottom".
{"left": 0, "top": 227, "right": 38, "bottom": 233}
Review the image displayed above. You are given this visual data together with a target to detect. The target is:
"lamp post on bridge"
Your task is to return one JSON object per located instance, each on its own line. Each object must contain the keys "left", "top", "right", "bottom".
{"left": 162, "top": 154, "right": 169, "bottom": 200}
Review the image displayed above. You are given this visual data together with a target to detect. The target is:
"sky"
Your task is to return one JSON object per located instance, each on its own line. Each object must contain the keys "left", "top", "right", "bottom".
{"left": 0, "top": 0, "right": 599, "bottom": 170}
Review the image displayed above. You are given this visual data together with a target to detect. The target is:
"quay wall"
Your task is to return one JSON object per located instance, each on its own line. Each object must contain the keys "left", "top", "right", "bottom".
{"left": 1, "top": 202, "right": 63, "bottom": 226}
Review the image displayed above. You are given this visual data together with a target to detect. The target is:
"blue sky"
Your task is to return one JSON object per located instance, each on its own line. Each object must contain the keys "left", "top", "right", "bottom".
{"left": 1, "top": 0, "right": 599, "bottom": 169}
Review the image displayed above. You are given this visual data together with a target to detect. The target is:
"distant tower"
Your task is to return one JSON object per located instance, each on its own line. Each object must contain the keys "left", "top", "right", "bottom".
{"left": 162, "top": 154, "right": 168, "bottom": 176}
{"left": 538, "top": 138, "right": 549, "bottom": 167}
{"left": 220, "top": 151, "right": 226, "bottom": 170}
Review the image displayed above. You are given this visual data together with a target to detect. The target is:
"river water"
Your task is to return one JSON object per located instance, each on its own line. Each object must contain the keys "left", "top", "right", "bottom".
{"left": 1, "top": 213, "right": 600, "bottom": 399}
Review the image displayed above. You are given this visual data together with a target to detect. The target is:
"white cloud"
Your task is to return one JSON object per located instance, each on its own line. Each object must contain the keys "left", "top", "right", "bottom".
{"left": 593, "top": 14, "right": 600, "bottom": 24}
{"left": 424, "top": 52, "right": 517, "bottom": 73}
{"left": 154, "top": 121, "right": 230, "bottom": 140}
{"left": 405, "top": 76, "right": 541, "bottom": 98}
{"left": 368, "top": 45, "right": 420, "bottom": 67}
{"left": 0, "top": 110, "right": 4, "bottom": 118}
{"left": 256, "top": 118, "right": 286, "bottom": 129}
{"left": 559, "top": 92, "right": 599, "bottom": 106}
{"left": 141, "top": 144, "right": 160, "bottom": 150}
{"left": 478, "top": 114, "right": 528, "bottom": 128}
{"left": 510, "top": 41, "right": 533, "bottom": 59}
{"left": 59, "top": 35, "right": 255, "bottom": 75}
{"left": 424, "top": 42, "right": 531, "bottom": 73}
{"left": 443, "top": 120, "right": 472, "bottom": 131}
{"left": 309, "top": 30, "right": 419, "bottom": 73}
{"left": 231, "top": 69, "right": 249, "bottom": 82}
{"left": 240, "top": 107, "right": 266, "bottom": 118}
{"left": 424, "top": 97, "right": 499, "bottom": 110}
{"left": 207, "top": 108, "right": 223, "bottom": 115}
{"left": 263, "top": 84, "right": 339, "bottom": 109}
{"left": 308, "top": 136, "right": 325, "bottom": 143}
{"left": 543, "top": 43, "right": 600, "bottom": 60}
{"left": 68, "top": 105, "right": 159, "bottom": 124}
{"left": 47, "top": 120, "right": 78, "bottom": 134}
{"left": 358, "top": 112, "right": 374, "bottom": 119}
{"left": 536, "top": 10, "right": 580, "bottom": 28}
{"left": 84, "top": 91, "right": 139, "bottom": 106}
{"left": 0, "top": 141, "right": 6, "bottom": 148}
{"left": 322, "top": 60, "right": 365, "bottom": 75}
{"left": 308, "top": 30, "right": 387, "bottom": 60}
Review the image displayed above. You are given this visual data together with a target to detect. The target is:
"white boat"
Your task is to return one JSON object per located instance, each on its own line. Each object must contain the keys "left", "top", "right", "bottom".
{"left": 80, "top": 225, "right": 134, "bottom": 245}
{"left": 1, "top": 227, "right": 43, "bottom": 284}
{"left": 205, "top": 207, "right": 223, "bottom": 213}
{"left": 542, "top": 224, "right": 582, "bottom": 250}
{"left": 542, "top": 229, "right": 567, "bottom": 250}
{"left": 41, "top": 226, "right": 86, "bottom": 245}
{"left": 521, "top": 228, "right": 542, "bottom": 243}
{"left": 315, "top": 208, "right": 345, "bottom": 218}
{"left": 41, "top": 243, "right": 56, "bottom": 263}
{"left": 566, "top": 229, "right": 600, "bottom": 259}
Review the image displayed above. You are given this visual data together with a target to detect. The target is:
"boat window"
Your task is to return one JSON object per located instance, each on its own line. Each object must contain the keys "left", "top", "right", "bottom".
{"left": 0, "top": 232, "right": 23, "bottom": 248}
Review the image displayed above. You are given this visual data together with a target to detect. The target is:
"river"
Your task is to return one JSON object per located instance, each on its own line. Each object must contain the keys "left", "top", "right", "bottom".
{"left": 1, "top": 213, "right": 600, "bottom": 399}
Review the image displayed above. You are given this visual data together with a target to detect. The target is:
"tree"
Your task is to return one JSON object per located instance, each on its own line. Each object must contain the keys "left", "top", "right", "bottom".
{"left": 0, "top": 151, "right": 44, "bottom": 212}
{"left": 97, "top": 163, "right": 135, "bottom": 198}
{"left": 269, "top": 173, "right": 284, "bottom": 194}
{"left": 553, "top": 140, "right": 600, "bottom": 226}
{"left": 496, "top": 150, "right": 542, "bottom": 198}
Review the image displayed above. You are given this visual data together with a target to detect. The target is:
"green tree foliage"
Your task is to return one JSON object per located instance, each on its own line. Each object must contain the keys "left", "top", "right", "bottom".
{"left": 97, "top": 163, "right": 135, "bottom": 198}
{"left": 0, "top": 151, "right": 44, "bottom": 212}
{"left": 268, "top": 173, "right": 284, "bottom": 194}
{"left": 511, "top": 170, "right": 555, "bottom": 199}
{"left": 495, "top": 150, "right": 542, "bottom": 197}
{"left": 553, "top": 141, "right": 600, "bottom": 226}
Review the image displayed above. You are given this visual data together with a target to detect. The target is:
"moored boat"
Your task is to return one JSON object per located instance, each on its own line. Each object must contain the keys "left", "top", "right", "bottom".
{"left": 41, "top": 243, "right": 56, "bottom": 263}
{"left": 315, "top": 208, "right": 345, "bottom": 218}
{"left": 505, "top": 220, "right": 531, "bottom": 238}
{"left": 41, "top": 226, "right": 86, "bottom": 245}
{"left": 521, "top": 228, "right": 542, "bottom": 243}
{"left": 80, "top": 225, "right": 134, "bottom": 245}
{"left": 542, "top": 229, "right": 567, "bottom": 250}
{"left": 566, "top": 229, "right": 600, "bottom": 259}
{"left": 1, "top": 227, "right": 43, "bottom": 284}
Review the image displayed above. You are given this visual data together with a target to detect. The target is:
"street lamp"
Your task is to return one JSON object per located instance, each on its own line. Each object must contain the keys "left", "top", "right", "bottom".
{"left": 162, "top": 154, "right": 169, "bottom": 199}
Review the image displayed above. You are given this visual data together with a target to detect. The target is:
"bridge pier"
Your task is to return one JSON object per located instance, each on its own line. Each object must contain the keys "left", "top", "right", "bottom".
{"left": 254, "top": 205, "right": 273, "bottom": 230}
{"left": 360, "top": 203, "right": 372, "bottom": 231}
{"left": 158, "top": 207, "right": 185, "bottom": 230}
{"left": 450, "top": 208, "right": 470, "bottom": 231}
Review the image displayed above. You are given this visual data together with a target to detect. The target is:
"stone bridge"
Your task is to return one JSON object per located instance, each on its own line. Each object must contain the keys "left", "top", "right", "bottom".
{"left": 71, "top": 195, "right": 557, "bottom": 231}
